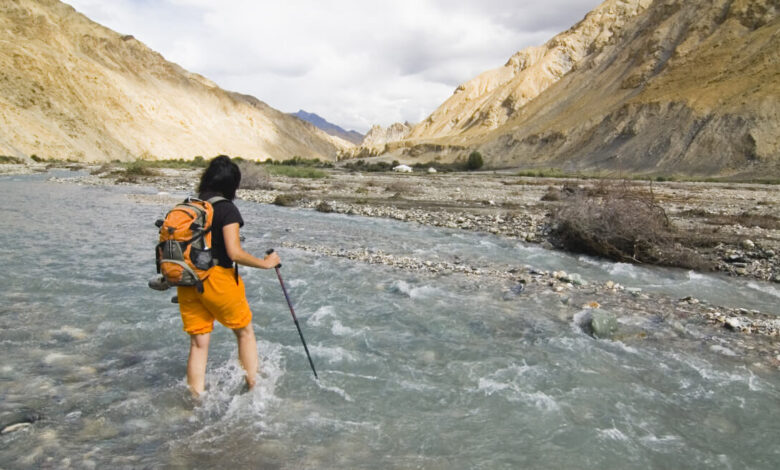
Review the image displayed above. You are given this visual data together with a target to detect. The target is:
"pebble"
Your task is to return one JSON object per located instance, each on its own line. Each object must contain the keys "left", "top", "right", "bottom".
{"left": 1, "top": 422, "right": 32, "bottom": 434}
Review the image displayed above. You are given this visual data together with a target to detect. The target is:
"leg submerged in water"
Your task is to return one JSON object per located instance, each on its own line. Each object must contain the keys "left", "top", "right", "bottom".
{"left": 187, "top": 333, "right": 211, "bottom": 397}
{"left": 233, "top": 324, "right": 258, "bottom": 390}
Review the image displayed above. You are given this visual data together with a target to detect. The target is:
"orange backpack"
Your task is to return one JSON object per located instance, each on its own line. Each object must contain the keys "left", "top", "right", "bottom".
{"left": 154, "top": 196, "right": 226, "bottom": 292}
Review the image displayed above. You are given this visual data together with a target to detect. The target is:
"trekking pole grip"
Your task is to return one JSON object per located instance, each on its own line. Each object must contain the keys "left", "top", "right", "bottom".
{"left": 266, "top": 248, "right": 282, "bottom": 269}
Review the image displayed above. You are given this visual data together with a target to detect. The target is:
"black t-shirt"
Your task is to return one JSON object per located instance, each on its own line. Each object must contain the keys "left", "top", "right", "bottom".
{"left": 200, "top": 192, "right": 244, "bottom": 268}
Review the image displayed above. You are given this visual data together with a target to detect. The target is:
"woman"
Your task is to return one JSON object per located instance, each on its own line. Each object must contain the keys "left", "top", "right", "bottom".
{"left": 177, "top": 155, "right": 280, "bottom": 396}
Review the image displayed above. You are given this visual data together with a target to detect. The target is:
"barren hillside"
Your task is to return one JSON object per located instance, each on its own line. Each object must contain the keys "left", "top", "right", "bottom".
{"left": 0, "top": 0, "right": 351, "bottom": 162}
{"left": 401, "top": 0, "right": 780, "bottom": 178}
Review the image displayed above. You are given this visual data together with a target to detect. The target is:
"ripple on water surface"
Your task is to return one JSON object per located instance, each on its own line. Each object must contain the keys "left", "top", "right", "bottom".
{"left": 1, "top": 175, "right": 779, "bottom": 469}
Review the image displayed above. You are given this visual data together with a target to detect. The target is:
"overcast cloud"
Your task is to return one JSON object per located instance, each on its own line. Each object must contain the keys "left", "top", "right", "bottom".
{"left": 66, "top": 0, "right": 599, "bottom": 133}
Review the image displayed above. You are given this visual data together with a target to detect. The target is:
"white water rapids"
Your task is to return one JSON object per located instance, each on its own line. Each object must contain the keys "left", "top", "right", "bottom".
{"left": 1, "top": 172, "right": 778, "bottom": 469}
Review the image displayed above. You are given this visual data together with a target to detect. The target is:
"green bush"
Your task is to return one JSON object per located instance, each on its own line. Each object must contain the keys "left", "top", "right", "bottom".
{"left": 124, "top": 160, "right": 160, "bottom": 177}
{"left": 466, "top": 151, "right": 484, "bottom": 171}
{"left": 263, "top": 156, "right": 333, "bottom": 168}
{"left": 0, "top": 156, "right": 23, "bottom": 164}
{"left": 344, "top": 160, "right": 393, "bottom": 172}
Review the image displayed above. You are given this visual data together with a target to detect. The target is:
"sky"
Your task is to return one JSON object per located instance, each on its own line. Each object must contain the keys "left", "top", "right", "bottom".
{"left": 66, "top": 0, "right": 600, "bottom": 134}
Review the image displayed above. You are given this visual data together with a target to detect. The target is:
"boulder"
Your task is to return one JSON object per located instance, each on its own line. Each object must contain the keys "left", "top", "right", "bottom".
{"left": 591, "top": 310, "right": 619, "bottom": 339}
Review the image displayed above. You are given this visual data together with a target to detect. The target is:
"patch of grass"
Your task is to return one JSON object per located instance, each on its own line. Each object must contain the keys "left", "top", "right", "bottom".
{"left": 123, "top": 156, "right": 209, "bottom": 170}
{"left": 123, "top": 160, "right": 161, "bottom": 177}
{"left": 516, "top": 168, "right": 573, "bottom": 178}
{"left": 344, "top": 160, "right": 395, "bottom": 172}
{"left": 0, "top": 156, "right": 23, "bottom": 164}
{"left": 265, "top": 165, "right": 327, "bottom": 179}
{"left": 263, "top": 156, "right": 334, "bottom": 168}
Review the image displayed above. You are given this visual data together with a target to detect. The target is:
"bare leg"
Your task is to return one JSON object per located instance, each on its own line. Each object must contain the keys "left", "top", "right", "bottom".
{"left": 187, "top": 333, "right": 211, "bottom": 397}
{"left": 233, "top": 325, "right": 258, "bottom": 390}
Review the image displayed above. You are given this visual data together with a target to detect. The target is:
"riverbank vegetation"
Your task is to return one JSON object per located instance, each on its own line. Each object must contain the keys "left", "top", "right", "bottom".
{"left": 548, "top": 181, "right": 711, "bottom": 270}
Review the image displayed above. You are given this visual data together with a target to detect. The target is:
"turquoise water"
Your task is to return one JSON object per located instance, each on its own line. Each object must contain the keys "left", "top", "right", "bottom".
{"left": 1, "top": 173, "right": 778, "bottom": 469}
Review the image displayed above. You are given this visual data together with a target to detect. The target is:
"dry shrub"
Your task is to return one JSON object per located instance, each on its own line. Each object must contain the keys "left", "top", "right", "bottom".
{"left": 315, "top": 201, "right": 334, "bottom": 213}
{"left": 273, "top": 193, "right": 302, "bottom": 207}
{"left": 385, "top": 181, "right": 420, "bottom": 195}
{"left": 550, "top": 181, "right": 710, "bottom": 269}
{"left": 707, "top": 212, "right": 779, "bottom": 230}
{"left": 237, "top": 161, "right": 272, "bottom": 190}
{"left": 541, "top": 186, "right": 562, "bottom": 201}
{"left": 90, "top": 163, "right": 114, "bottom": 176}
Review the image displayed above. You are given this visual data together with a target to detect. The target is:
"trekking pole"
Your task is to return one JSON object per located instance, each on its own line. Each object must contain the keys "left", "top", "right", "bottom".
{"left": 266, "top": 249, "right": 318, "bottom": 379}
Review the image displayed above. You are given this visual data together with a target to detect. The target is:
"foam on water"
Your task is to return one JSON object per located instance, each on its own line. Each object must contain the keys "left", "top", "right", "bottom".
{"left": 2, "top": 175, "right": 780, "bottom": 469}
{"left": 307, "top": 305, "right": 336, "bottom": 327}
{"left": 331, "top": 320, "right": 362, "bottom": 337}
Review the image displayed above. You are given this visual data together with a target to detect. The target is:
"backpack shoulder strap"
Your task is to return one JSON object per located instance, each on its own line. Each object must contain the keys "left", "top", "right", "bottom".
{"left": 207, "top": 196, "right": 228, "bottom": 205}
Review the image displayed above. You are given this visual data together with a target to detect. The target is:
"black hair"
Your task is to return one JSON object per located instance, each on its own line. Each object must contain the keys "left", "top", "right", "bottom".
{"left": 198, "top": 155, "right": 241, "bottom": 200}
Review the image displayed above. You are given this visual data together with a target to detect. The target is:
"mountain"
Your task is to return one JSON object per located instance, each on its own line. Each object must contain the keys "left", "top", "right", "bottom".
{"left": 400, "top": 0, "right": 780, "bottom": 178}
{"left": 361, "top": 122, "right": 413, "bottom": 152}
{"left": 291, "top": 110, "right": 363, "bottom": 146}
{"left": 0, "top": 0, "right": 350, "bottom": 162}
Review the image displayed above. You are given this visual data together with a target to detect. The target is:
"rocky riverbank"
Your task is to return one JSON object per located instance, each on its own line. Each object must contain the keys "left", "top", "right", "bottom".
{"left": 279, "top": 240, "right": 779, "bottom": 370}
{"left": 5, "top": 162, "right": 778, "bottom": 367}
{"left": 8, "top": 162, "right": 779, "bottom": 284}
{"left": 8, "top": 161, "right": 778, "bottom": 282}
{"left": 236, "top": 171, "right": 780, "bottom": 284}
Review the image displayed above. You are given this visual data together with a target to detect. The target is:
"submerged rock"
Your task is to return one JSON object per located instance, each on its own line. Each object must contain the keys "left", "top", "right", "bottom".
{"left": 0, "top": 410, "right": 42, "bottom": 435}
{"left": 502, "top": 283, "right": 526, "bottom": 300}
{"left": 591, "top": 310, "right": 619, "bottom": 339}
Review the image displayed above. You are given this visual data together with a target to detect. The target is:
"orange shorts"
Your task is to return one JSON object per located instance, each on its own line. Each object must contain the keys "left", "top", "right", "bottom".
{"left": 177, "top": 266, "right": 252, "bottom": 335}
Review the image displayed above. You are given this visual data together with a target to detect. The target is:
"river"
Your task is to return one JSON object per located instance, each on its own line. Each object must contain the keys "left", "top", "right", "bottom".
{"left": 1, "top": 172, "right": 778, "bottom": 469}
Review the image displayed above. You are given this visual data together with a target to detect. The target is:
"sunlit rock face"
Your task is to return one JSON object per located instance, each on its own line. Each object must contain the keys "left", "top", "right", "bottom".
{"left": 360, "top": 122, "right": 413, "bottom": 152}
{"left": 0, "top": 0, "right": 351, "bottom": 162}
{"left": 402, "top": 0, "right": 779, "bottom": 178}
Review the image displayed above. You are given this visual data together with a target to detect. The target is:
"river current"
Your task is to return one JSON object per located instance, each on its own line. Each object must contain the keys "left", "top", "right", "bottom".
{"left": 1, "top": 172, "right": 778, "bottom": 469}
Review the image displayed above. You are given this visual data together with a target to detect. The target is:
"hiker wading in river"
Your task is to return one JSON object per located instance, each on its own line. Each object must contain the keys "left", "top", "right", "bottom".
{"left": 177, "top": 156, "right": 280, "bottom": 396}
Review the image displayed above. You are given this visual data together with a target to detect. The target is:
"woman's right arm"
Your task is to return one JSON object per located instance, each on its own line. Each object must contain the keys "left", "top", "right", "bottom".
{"left": 222, "top": 222, "right": 280, "bottom": 269}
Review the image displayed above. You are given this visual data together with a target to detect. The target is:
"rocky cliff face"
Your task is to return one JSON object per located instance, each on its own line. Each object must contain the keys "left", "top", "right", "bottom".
{"left": 404, "top": 0, "right": 780, "bottom": 177}
{"left": 361, "top": 122, "right": 413, "bottom": 151}
{"left": 0, "top": 0, "right": 350, "bottom": 162}
{"left": 408, "top": 0, "right": 653, "bottom": 141}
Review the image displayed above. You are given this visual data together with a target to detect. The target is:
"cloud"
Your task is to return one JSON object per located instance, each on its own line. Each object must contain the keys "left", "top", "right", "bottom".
{"left": 66, "top": 0, "right": 599, "bottom": 133}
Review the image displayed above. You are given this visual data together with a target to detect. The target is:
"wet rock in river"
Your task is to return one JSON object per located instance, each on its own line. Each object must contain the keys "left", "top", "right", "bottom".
{"left": 574, "top": 308, "right": 618, "bottom": 339}
{"left": 502, "top": 283, "right": 526, "bottom": 300}
{"left": 591, "top": 310, "right": 619, "bottom": 339}
{"left": 1, "top": 410, "right": 42, "bottom": 434}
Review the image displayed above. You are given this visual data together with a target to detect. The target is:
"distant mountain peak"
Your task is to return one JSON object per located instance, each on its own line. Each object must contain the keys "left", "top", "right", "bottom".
{"left": 292, "top": 110, "right": 363, "bottom": 146}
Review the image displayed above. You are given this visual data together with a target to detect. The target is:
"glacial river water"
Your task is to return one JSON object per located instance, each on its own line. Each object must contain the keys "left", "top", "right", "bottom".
{"left": 1, "top": 172, "right": 779, "bottom": 469}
